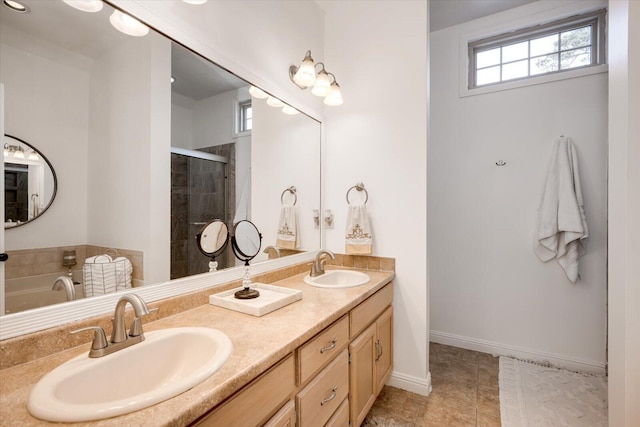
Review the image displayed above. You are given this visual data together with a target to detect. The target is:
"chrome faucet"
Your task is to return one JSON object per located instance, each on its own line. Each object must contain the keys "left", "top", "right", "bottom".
{"left": 71, "top": 294, "right": 156, "bottom": 358}
{"left": 263, "top": 245, "right": 281, "bottom": 258}
{"left": 52, "top": 276, "right": 76, "bottom": 301}
{"left": 310, "top": 250, "right": 335, "bottom": 277}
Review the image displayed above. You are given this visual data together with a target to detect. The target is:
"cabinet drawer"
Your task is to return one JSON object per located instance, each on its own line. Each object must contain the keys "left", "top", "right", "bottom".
{"left": 350, "top": 283, "right": 393, "bottom": 338}
{"left": 297, "top": 349, "right": 349, "bottom": 427}
{"left": 195, "top": 355, "right": 294, "bottom": 427}
{"left": 324, "top": 398, "right": 349, "bottom": 427}
{"left": 297, "top": 315, "right": 349, "bottom": 386}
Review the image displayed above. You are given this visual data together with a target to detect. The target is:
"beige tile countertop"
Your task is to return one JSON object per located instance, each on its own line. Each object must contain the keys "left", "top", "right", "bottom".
{"left": 0, "top": 267, "right": 394, "bottom": 426}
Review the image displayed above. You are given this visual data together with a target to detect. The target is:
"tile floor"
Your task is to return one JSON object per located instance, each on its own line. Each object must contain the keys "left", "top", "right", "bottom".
{"left": 362, "top": 343, "right": 501, "bottom": 427}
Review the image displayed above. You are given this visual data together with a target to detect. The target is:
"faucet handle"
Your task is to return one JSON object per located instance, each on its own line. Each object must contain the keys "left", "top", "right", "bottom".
{"left": 129, "top": 307, "right": 158, "bottom": 337}
{"left": 70, "top": 326, "right": 108, "bottom": 350}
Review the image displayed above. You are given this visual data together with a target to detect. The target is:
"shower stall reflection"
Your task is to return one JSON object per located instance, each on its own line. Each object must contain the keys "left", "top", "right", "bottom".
{"left": 170, "top": 147, "right": 234, "bottom": 279}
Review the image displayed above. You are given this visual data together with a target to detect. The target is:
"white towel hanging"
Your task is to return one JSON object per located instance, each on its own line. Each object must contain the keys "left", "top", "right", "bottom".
{"left": 534, "top": 136, "right": 588, "bottom": 282}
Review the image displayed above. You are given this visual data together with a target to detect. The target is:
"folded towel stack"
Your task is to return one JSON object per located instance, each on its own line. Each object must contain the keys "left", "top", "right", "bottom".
{"left": 346, "top": 203, "right": 372, "bottom": 255}
{"left": 534, "top": 136, "right": 589, "bottom": 282}
{"left": 83, "top": 254, "right": 133, "bottom": 297}
{"left": 276, "top": 205, "right": 298, "bottom": 249}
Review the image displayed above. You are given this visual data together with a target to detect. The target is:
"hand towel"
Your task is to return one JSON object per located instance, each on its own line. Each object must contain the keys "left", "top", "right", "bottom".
{"left": 83, "top": 254, "right": 133, "bottom": 297}
{"left": 346, "top": 203, "right": 372, "bottom": 255}
{"left": 534, "top": 137, "right": 589, "bottom": 282}
{"left": 276, "top": 205, "right": 298, "bottom": 249}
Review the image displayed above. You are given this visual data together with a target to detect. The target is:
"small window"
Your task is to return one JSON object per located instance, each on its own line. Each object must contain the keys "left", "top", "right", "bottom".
{"left": 238, "top": 100, "right": 252, "bottom": 133}
{"left": 469, "top": 9, "right": 606, "bottom": 89}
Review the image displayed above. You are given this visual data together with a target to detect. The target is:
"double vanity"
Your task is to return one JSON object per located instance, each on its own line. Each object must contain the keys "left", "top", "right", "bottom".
{"left": 0, "top": 259, "right": 394, "bottom": 426}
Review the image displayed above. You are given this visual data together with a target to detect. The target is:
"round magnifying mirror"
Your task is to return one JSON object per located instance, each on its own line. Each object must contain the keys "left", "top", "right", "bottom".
{"left": 196, "top": 220, "right": 229, "bottom": 272}
{"left": 231, "top": 220, "right": 262, "bottom": 262}
{"left": 231, "top": 220, "right": 262, "bottom": 300}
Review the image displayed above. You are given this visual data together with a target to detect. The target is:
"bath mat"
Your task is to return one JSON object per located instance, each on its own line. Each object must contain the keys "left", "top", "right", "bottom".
{"left": 499, "top": 356, "right": 607, "bottom": 427}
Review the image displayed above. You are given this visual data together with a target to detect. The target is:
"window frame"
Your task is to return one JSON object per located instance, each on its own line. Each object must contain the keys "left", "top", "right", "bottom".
{"left": 468, "top": 8, "right": 606, "bottom": 90}
{"left": 236, "top": 99, "right": 252, "bottom": 135}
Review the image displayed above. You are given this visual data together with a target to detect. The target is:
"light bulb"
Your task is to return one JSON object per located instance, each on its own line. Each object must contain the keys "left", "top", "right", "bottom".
{"left": 293, "top": 54, "right": 317, "bottom": 87}
{"left": 110, "top": 10, "right": 149, "bottom": 37}
{"left": 249, "top": 86, "right": 268, "bottom": 99}
{"left": 282, "top": 105, "right": 299, "bottom": 115}
{"left": 266, "top": 96, "right": 284, "bottom": 108}
{"left": 324, "top": 82, "right": 344, "bottom": 106}
{"left": 62, "top": 0, "right": 103, "bottom": 13}
{"left": 3, "top": 0, "right": 30, "bottom": 13}
{"left": 311, "top": 70, "right": 331, "bottom": 97}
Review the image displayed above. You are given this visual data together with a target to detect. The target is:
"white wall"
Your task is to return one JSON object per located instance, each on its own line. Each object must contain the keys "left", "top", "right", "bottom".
{"left": 192, "top": 87, "right": 249, "bottom": 150}
{"left": 429, "top": 0, "right": 608, "bottom": 372}
{"left": 87, "top": 33, "right": 171, "bottom": 284}
{"left": 321, "top": 1, "right": 430, "bottom": 395}
{"left": 251, "top": 100, "right": 322, "bottom": 261}
{"left": 608, "top": 0, "right": 640, "bottom": 424}
{"left": 1, "top": 25, "right": 90, "bottom": 249}
{"left": 171, "top": 93, "right": 195, "bottom": 149}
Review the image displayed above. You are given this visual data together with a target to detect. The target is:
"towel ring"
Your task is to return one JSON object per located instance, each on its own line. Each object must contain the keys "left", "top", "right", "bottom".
{"left": 346, "top": 182, "right": 368, "bottom": 204}
{"left": 280, "top": 186, "right": 297, "bottom": 206}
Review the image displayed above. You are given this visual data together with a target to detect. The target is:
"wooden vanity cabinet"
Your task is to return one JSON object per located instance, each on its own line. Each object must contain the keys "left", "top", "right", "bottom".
{"left": 192, "top": 355, "right": 294, "bottom": 427}
{"left": 349, "top": 285, "right": 394, "bottom": 427}
{"left": 191, "top": 282, "right": 393, "bottom": 427}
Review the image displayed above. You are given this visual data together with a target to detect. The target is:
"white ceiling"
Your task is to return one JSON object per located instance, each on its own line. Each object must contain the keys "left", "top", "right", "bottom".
{"left": 429, "top": 0, "right": 539, "bottom": 32}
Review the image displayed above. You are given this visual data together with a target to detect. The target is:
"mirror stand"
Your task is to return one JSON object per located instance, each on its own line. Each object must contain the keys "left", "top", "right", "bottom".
{"left": 231, "top": 220, "right": 263, "bottom": 300}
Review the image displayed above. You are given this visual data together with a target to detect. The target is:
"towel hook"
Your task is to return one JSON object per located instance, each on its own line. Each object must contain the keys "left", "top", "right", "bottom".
{"left": 346, "top": 182, "right": 369, "bottom": 204}
{"left": 280, "top": 186, "right": 297, "bottom": 206}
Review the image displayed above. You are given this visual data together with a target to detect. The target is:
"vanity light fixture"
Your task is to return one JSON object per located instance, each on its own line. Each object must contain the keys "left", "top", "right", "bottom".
{"left": 282, "top": 105, "right": 299, "bottom": 115}
{"left": 28, "top": 150, "right": 39, "bottom": 161}
{"left": 61, "top": 0, "right": 103, "bottom": 13}
{"left": 266, "top": 96, "right": 284, "bottom": 108}
{"left": 3, "top": 0, "right": 30, "bottom": 13}
{"left": 249, "top": 86, "right": 268, "bottom": 99}
{"left": 3, "top": 143, "right": 25, "bottom": 159}
{"left": 290, "top": 50, "right": 343, "bottom": 106}
{"left": 109, "top": 10, "right": 149, "bottom": 37}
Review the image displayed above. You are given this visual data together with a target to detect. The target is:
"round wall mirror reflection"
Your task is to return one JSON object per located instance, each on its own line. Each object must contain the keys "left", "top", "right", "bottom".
{"left": 4, "top": 135, "right": 57, "bottom": 229}
{"left": 231, "top": 220, "right": 262, "bottom": 299}
{"left": 196, "top": 220, "right": 229, "bottom": 272}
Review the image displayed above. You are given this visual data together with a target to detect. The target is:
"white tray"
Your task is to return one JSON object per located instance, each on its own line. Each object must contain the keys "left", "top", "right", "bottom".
{"left": 209, "top": 283, "right": 302, "bottom": 316}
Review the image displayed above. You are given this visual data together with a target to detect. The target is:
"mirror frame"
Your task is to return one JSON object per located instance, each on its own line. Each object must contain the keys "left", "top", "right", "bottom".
{"left": 3, "top": 134, "right": 58, "bottom": 229}
{"left": 0, "top": 0, "right": 323, "bottom": 340}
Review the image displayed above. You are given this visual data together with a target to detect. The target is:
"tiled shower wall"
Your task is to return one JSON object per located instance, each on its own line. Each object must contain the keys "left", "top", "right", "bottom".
{"left": 170, "top": 143, "right": 235, "bottom": 279}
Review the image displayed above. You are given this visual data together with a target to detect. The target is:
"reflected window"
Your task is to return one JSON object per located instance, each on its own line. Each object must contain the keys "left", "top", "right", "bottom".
{"left": 468, "top": 9, "right": 606, "bottom": 88}
{"left": 238, "top": 100, "right": 252, "bottom": 133}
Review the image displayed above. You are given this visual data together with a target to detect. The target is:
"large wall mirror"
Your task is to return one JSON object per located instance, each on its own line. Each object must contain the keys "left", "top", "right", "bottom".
{"left": 0, "top": 0, "right": 321, "bottom": 320}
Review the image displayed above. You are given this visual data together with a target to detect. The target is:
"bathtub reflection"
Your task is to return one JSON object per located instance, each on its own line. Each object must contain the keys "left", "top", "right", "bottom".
{"left": 4, "top": 271, "right": 85, "bottom": 314}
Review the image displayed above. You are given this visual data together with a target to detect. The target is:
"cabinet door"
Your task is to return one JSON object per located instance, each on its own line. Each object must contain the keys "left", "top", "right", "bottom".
{"left": 375, "top": 306, "right": 393, "bottom": 394}
{"left": 349, "top": 323, "right": 376, "bottom": 427}
{"left": 264, "top": 400, "right": 295, "bottom": 427}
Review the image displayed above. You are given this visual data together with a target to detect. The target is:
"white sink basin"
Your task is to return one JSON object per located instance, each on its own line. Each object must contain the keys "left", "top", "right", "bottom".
{"left": 27, "top": 327, "right": 232, "bottom": 422}
{"left": 304, "top": 269, "right": 370, "bottom": 288}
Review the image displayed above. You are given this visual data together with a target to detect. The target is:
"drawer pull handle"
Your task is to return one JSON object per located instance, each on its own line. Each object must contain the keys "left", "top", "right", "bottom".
{"left": 320, "top": 386, "right": 338, "bottom": 406}
{"left": 375, "top": 340, "right": 383, "bottom": 361}
{"left": 320, "top": 338, "right": 337, "bottom": 353}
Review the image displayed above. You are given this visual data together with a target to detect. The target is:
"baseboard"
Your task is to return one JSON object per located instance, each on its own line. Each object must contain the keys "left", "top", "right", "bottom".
{"left": 386, "top": 370, "right": 432, "bottom": 396}
{"left": 430, "top": 330, "right": 606, "bottom": 375}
